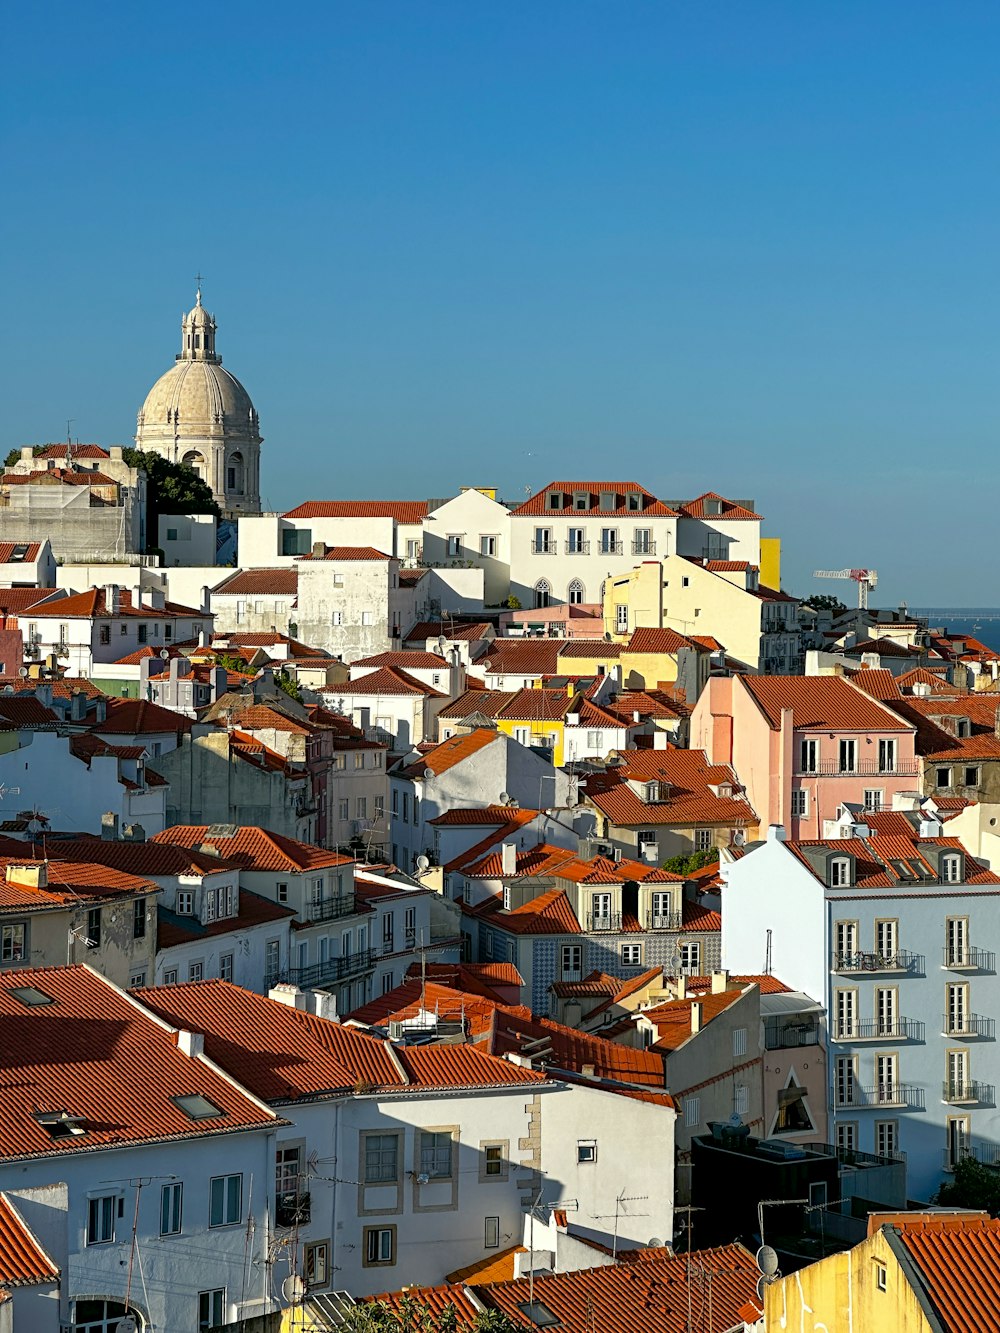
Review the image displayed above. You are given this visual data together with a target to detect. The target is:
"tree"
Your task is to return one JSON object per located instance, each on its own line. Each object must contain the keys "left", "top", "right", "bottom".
{"left": 339, "top": 1299, "right": 521, "bottom": 1333}
{"left": 805, "top": 594, "right": 847, "bottom": 614}
{"left": 934, "top": 1156, "right": 1000, "bottom": 1216}
{"left": 121, "top": 447, "right": 220, "bottom": 548}
{"left": 3, "top": 445, "right": 44, "bottom": 467}
{"left": 663, "top": 847, "right": 720, "bottom": 876}
{"left": 275, "top": 670, "right": 302, "bottom": 702}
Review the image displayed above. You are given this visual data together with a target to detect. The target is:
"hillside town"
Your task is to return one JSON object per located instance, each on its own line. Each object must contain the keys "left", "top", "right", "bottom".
{"left": 1, "top": 291, "right": 999, "bottom": 1333}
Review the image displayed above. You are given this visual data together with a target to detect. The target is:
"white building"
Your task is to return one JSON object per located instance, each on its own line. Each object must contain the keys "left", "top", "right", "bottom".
{"left": 0, "top": 539, "right": 55, "bottom": 589}
{"left": 238, "top": 501, "right": 428, "bottom": 567}
{"left": 294, "top": 546, "right": 412, "bottom": 660}
{"left": 210, "top": 567, "right": 298, "bottom": 636}
{"left": 0, "top": 964, "right": 281, "bottom": 1333}
{"left": 422, "top": 487, "right": 512, "bottom": 605}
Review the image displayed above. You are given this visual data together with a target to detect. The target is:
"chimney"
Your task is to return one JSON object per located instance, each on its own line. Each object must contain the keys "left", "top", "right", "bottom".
{"left": 95, "top": 697, "right": 107, "bottom": 723}
{"left": 177, "top": 1030, "right": 205, "bottom": 1058}
{"left": 676, "top": 975, "right": 687, "bottom": 1000}
{"left": 690, "top": 1001, "right": 702, "bottom": 1035}
{"left": 766, "top": 824, "right": 787, "bottom": 843}
{"left": 104, "top": 584, "right": 120, "bottom": 616}
{"left": 448, "top": 648, "right": 464, "bottom": 699}
{"left": 312, "top": 541, "right": 326, "bottom": 559}
{"left": 6, "top": 863, "right": 47, "bottom": 890}
{"left": 122, "top": 823, "right": 146, "bottom": 843}
{"left": 308, "top": 990, "right": 338, "bottom": 1022}
{"left": 19, "top": 446, "right": 33, "bottom": 463}
{"left": 212, "top": 666, "right": 228, "bottom": 701}
{"left": 200, "top": 585, "right": 211, "bottom": 615}
{"left": 69, "top": 692, "right": 86, "bottom": 722}
{"left": 711, "top": 970, "right": 729, "bottom": 994}
{"left": 101, "top": 811, "right": 119, "bottom": 841}
{"left": 501, "top": 842, "right": 517, "bottom": 876}
{"left": 198, "top": 627, "right": 208, "bottom": 649}
{"left": 268, "top": 983, "right": 307, "bottom": 1010}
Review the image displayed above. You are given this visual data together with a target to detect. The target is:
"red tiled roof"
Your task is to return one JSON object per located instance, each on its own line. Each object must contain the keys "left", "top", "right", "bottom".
{"left": 442, "top": 809, "right": 540, "bottom": 873}
{"left": 558, "top": 641, "right": 622, "bottom": 659}
{"left": 403, "top": 961, "right": 523, "bottom": 1002}
{"left": 354, "top": 651, "right": 449, "bottom": 669}
{"left": 34, "top": 835, "right": 242, "bottom": 878}
{"left": 626, "top": 627, "right": 701, "bottom": 655}
{"left": 489, "top": 1007, "right": 668, "bottom": 1088}
{"left": 512, "top": 481, "right": 678, "bottom": 518}
{"left": 152, "top": 825, "right": 354, "bottom": 873}
{"left": 138, "top": 980, "right": 543, "bottom": 1098}
{"left": 347, "top": 979, "right": 518, "bottom": 1039}
{"left": 645, "top": 988, "right": 747, "bottom": 1051}
{"left": 464, "top": 844, "right": 579, "bottom": 881}
{"left": 283, "top": 500, "right": 428, "bottom": 522}
{"left": 684, "top": 973, "right": 790, "bottom": 995}
{"left": 853, "top": 666, "right": 904, "bottom": 701}
{"left": 608, "top": 689, "right": 689, "bottom": 722}
{"left": 551, "top": 971, "right": 623, "bottom": 999}
{"left": 35, "top": 443, "right": 110, "bottom": 459}
{"left": 0, "top": 588, "right": 53, "bottom": 614}
{"left": 211, "top": 631, "right": 328, "bottom": 657}
{"left": 212, "top": 568, "right": 298, "bottom": 595}
{"left": 1, "top": 468, "right": 118, "bottom": 487}
{"left": 404, "top": 621, "right": 493, "bottom": 643}
{"left": 0, "top": 1194, "right": 58, "bottom": 1285}
{"left": 323, "top": 666, "right": 445, "bottom": 697}
{"left": 0, "top": 543, "right": 41, "bottom": 564}
{"left": 298, "top": 545, "right": 393, "bottom": 561}
{"left": 468, "top": 886, "right": 582, "bottom": 935}
{"left": 429, "top": 805, "right": 518, "bottom": 827}
{"left": 681, "top": 900, "right": 722, "bottom": 931}
{"left": 887, "top": 696, "right": 1000, "bottom": 761}
{"left": 95, "top": 698, "right": 194, "bottom": 735}
{"left": 739, "top": 675, "right": 913, "bottom": 732}
{"left": 584, "top": 749, "right": 756, "bottom": 829}
{"left": 0, "top": 859, "right": 158, "bottom": 911}
{"left": 898, "top": 666, "right": 958, "bottom": 695}
{"left": 209, "top": 702, "right": 312, "bottom": 734}
{"left": 894, "top": 1215, "right": 1000, "bottom": 1333}
{"left": 787, "top": 834, "right": 1000, "bottom": 888}
{"left": 400, "top": 728, "right": 500, "bottom": 778}
{"left": 0, "top": 966, "right": 277, "bottom": 1161}
{"left": 438, "top": 688, "right": 513, "bottom": 720}
{"left": 158, "top": 890, "right": 296, "bottom": 947}
{"left": 842, "top": 636, "right": 925, "bottom": 659}
{"left": 480, "top": 640, "right": 570, "bottom": 676}
{"left": 24, "top": 588, "right": 205, "bottom": 620}
{"left": 678, "top": 491, "right": 762, "bottom": 520}
{"left": 0, "top": 697, "right": 59, "bottom": 728}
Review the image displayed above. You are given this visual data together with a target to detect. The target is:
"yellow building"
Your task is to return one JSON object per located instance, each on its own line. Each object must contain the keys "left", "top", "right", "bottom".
{"left": 764, "top": 1211, "right": 1000, "bottom": 1332}
{"left": 759, "top": 536, "right": 781, "bottom": 591}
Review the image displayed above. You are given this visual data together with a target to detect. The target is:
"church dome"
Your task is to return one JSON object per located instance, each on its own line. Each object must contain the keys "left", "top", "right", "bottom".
{"left": 137, "top": 358, "right": 257, "bottom": 433}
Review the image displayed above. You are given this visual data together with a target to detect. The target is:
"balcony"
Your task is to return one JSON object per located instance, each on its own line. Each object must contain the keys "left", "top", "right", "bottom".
{"left": 304, "top": 895, "right": 361, "bottom": 924}
{"left": 599, "top": 541, "right": 624, "bottom": 556}
{"left": 764, "top": 1019, "right": 820, "bottom": 1050}
{"left": 945, "top": 1142, "right": 1000, "bottom": 1171}
{"left": 942, "top": 1013, "right": 994, "bottom": 1039}
{"left": 832, "top": 1018, "right": 922, "bottom": 1043}
{"left": 942, "top": 1081, "right": 994, "bottom": 1106}
{"left": 275, "top": 1191, "right": 311, "bottom": 1228}
{"left": 284, "top": 948, "right": 376, "bottom": 989}
{"left": 565, "top": 540, "right": 591, "bottom": 556}
{"left": 794, "top": 760, "right": 920, "bottom": 777}
{"left": 835, "top": 1084, "right": 924, "bottom": 1110}
{"left": 531, "top": 541, "right": 555, "bottom": 555}
{"left": 586, "top": 913, "right": 622, "bottom": 932}
{"left": 833, "top": 951, "right": 921, "bottom": 975}
{"left": 645, "top": 910, "right": 684, "bottom": 931}
{"left": 631, "top": 540, "right": 656, "bottom": 556}
{"left": 942, "top": 946, "right": 995, "bottom": 972}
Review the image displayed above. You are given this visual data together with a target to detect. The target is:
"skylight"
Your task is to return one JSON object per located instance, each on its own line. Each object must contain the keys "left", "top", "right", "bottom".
{"left": 518, "top": 1301, "right": 560, "bottom": 1327}
{"left": 33, "top": 1110, "right": 86, "bottom": 1138}
{"left": 171, "top": 1093, "right": 226, "bottom": 1121}
{"left": 9, "top": 985, "right": 55, "bottom": 1007}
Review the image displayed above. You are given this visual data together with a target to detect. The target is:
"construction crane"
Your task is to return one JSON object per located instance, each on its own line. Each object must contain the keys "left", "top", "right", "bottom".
{"left": 812, "top": 567, "right": 879, "bottom": 610}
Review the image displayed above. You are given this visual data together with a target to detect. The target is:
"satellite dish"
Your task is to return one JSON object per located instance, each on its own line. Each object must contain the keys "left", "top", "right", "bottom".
{"left": 282, "top": 1275, "right": 306, "bottom": 1304}
{"left": 160, "top": 648, "right": 170, "bottom": 660}
{"left": 646, "top": 1237, "right": 665, "bottom": 1249}
{"left": 416, "top": 855, "right": 430, "bottom": 872}
{"left": 756, "top": 1276, "right": 767, "bottom": 1303}
{"left": 499, "top": 792, "right": 511, "bottom": 805}
{"left": 438, "top": 635, "right": 449, "bottom": 652}
{"left": 756, "top": 1245, "right": 779, "bottom": 1276}
{"left": 115, "top": 1318, "right": 138, "bottom": 1333}
{"left": 733, "top": 830, "right": 746, "bottom": 846}
{"left": 17, "top": 666, "right": 28, "bottom": 678}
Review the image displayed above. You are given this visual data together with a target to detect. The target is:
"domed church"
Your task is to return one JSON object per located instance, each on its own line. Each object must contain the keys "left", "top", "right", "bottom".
{"left": 135, "top": 288, "right": 262, "bottom": 516}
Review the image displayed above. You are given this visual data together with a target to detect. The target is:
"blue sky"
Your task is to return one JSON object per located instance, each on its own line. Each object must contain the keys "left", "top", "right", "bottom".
{"left": 2, "top": 2, "right": 998, "bottom": 604}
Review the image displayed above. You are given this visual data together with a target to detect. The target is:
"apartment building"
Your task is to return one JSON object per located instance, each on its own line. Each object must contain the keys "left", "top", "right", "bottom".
{"left": 723, "top": 814, "right": 1000, "bottom": 1199}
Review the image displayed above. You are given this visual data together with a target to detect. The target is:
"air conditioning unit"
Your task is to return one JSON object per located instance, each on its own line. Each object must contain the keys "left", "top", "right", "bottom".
{"left": 388, "top": 1020, "right": 405, "bottom": 1040}
{"left": 613, "top": 848, "right": 622, "bottom": 862}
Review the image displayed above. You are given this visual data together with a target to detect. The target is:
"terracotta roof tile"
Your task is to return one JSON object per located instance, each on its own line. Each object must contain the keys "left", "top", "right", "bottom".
{"left": 479, "top": 640, "right": 570, "bottom": 676}
{"left": 0, "top": 588, "right": 53, "bottom": 614}
{"left": 558, "top": 641, "right": 622, "bottom": 659}
{"left": 298, "top": 545, "right": 393, "bottom": 561}
{"left": 428, "top": 805, "right": 518, "bottom": 827}
{"left": 354, "top": 651, "right": 450, "bottom": 669}
{"left": 853, "top": 666, "right": 904, "bottom": 700}
{"left": 283, "top": 500, "right": 428, "bottom": 522}
{"left": 489, "top": 1008, "right": 668, "bottom": 1088}
{"left": 24, "top": 588, "right": 205, "bottom": 619}
{"left": 36, "top": 443, "right": 110, "bottom": 459}
{"left": 95, "top": 698, "right": 194, "bottom": 734}
{"left": 645, "top": 988, "right": 746, "bottom": 1050}
{"left": 0, "top": 1193, "right": 58, "bottom": 1286}
{"left": 0, "top": 966, "right": 277, "bottom": 1161}
{"left": 0, "top": 543, "right": 41, "bottom": 563}
{"left": 739, "top": 675, "right": 913, "bottom": 731}
{"left": 151, "top": 825, "right": 354, "bottom": 873}
{"left": 895, "top": 1215, "right": 1000, "bottom": 1333}
{"left": 468, "top": 886, "right": 582, "bottom": 935}
{"left": 512, "top": 481, "right": 678, "bottom": 518}
{"left": 157, "top": 890, "right": 295, "bottom": 947}
{"left": 322, "top": 666, "right": 445, "bottom": 697}
{"left": 678, "top": 492, "right": 762, "bottom": 520}
{"left": 404, "top": 621, "right": 494, "bottom": 643}
{"left": 625, "top": 627, "right": 702, "bottom": 654}
{"left": 212, "top": 568, "right": 298, "bottom": 595}
{"left": 445, "top": 1244, "right": 526, "bottom": 1285}
{"left": 584, "top": 749, "right": 755, "bottom": 829}
{"left": 399, "top": 729, "right": 500, "bottom": 778}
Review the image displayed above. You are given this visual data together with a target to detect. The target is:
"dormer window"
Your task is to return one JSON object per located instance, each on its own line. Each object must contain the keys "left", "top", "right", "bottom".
{"left": 627, "top": 492, "right": 642, "bottom": 511}
{"left": 645, "top": 781, "right": 670, "bottom": 803}
{"left": 548, "top": 491, "right": 563, "bottom": 510}
{"left": 705, "top": 497, "right": 724, "bottom": 516}
{"left": 574, "top": 491, "right": 589, "bottom": 510}
{"left": 830, "top": 857, "right": 852, "bottom": 887}
{"left": 942, "top": 853, "right": 962, "bottom": 884}
{"left": 956, "top": 718, "right": 971, "bottom": 738}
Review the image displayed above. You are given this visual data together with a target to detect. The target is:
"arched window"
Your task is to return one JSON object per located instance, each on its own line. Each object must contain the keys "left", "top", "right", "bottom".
{"left": 568, "top": 579, "right": 585, "bottom": 605}
{"left": 72, "top": 1299, "right": 145, "bottom": 1332}
{"left": 534, "top": 580, "right": 551, "bottom": 609}
{"left": 942, "top": 853, "right": 962, "bottom": 884}
{"left": 227, "top": 451, "right": 245, "bottom": 495}
{"left": 181, "top": 450, "right": 205, "bottom": 480}
{"left": 830, "top": 857, "right": 851, "bottom": 888}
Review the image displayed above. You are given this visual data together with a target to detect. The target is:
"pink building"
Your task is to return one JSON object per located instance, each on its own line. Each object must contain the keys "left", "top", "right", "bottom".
{"left": 690, "top": 675, "right": 918, "bottom": 838}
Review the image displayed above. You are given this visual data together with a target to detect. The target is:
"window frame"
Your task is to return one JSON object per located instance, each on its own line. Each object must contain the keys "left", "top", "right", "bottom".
{"left": 364, "top": 1131, "right": 401, "bottom": 1184}
{"left": 209, "top": 1173, "right": 243, "bottom": 1228}
{"left": 160, "top": 1181, "right": 183, "bottom": 1236}
{"left": 363, "top": 1224, "right": 397, "bottom": 1267}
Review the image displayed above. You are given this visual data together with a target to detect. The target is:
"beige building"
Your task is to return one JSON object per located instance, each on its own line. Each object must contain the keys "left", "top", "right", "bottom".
{"left": 136, "top": 288, "right": 262, "bottom": 517}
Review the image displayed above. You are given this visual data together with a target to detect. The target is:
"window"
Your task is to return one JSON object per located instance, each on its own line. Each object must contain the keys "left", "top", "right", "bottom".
{"left": 480, "top": 535, "right": 497, "bottom": 557}
{"left": 695, "top": 829, "right": 712, "bottom": 852}
{"left": 514, "top": 726, "right": 530, "bottom": 745}
{"left": 338, "top": 799, "right": 349, "bottom": 821}
{"left": 947, "top": 983, "right": 969, "bottom": 1034}
{"left": 684, "top": 1096, "right": 701, "bottom": 1127}
{"left": 791, "top": 789, "right": 808, "bottom": 817}
{"left": 875, "top": 1053, "right": 898, "bottom": 1103}
{"left": 875, "top": 1120, "right": 898, "bottom": 1159}
{"left": 381, "top": 971, "right": 395, "bottom": 994}
{"left": 567, "top": 528, "right": 586, "bottom": 554}
{"left": 946, "top": 917, "right": 969, "bottom": 968}
{"left": 364, "top": 1225, "right": 396, "bottom": 1266}
{"left": 1, "top": 923, "right": 25, "bottom": 962}
{"left": 835, "top": 1056, "right": 857, "bottom": 1107}
{"left": 420, "top": 1130, "right": 453, "bottom": 1179}
{"left": 561, "top": 944, "right": 582, "bottom": 979}
{"left": 365, "top": 1133, "right": 399, "bottom": 1183}
{"left": 160, "top": 1182, "right": 183, "bottom": 1235}
{"left": 936, "top": 767, "right": 952, "bottom": 789}
{"left": 733, "top": 1028, "right": 747, "bottom": 1058}
{"left": 835, "top": 989, "right": 857, "bottom": 1039}
{"left": 87, "top": 907, "right": 101, "bottom": 948}
{"left": 331, "top": 610, "right": 343, "bottom": 626}
{"left": 99, "top": 624, "right": 111, "bottom": 645}
{"left": 305, "top": 1241, "right": 330, "bottom": 1289}
{"left": 219, "top": 953, "right": 234, "bottom": 982}
{"left": 265, "top": 939, "right": 280, "bottom": 981}
{"left": 361, "top": 611, "right": 374, "bottom": 626}
{"left": 482, "top": 1143, "right": 508, "bottom": 1180}
{"left": 800, "top": 739, "right": 818, "bottom": 773}
{"left": 163, "top": 968, "right": 178, "bottom": 986}
{"left": 878, "top": 739, "right": 897, "bottom": 773}
{"left": 947, "top": 1048, "right": 969, "bottom": 1101}
{"left": 947, "top": 1115, "right": 970, "bottom": 1169}
{"left": 87, "top": 1194, "right": 118, "bottom": 1244}
{"left": 199, "top": 1289, "right": 226, "bottom": 1329}
{"left": 533, "top": 580, "right": 551, "bottom": 609}
{"left": 568, "top": 579, "right": 585, "bottom": 604}
{"left": 830, "top": 857, "right": 851, "bottom": 887}
{"left": 875, "top": 919, "right": 898, "bottom": 963}
{"left": 633, "top": 528, "right": 652, "bottom": 554}
{"left": 533, "top": 527, "right": 552, "bottom": 554}
{"left": 591, "top": 891, "right": 612, "bottom": 924}
{"left": 621, "top": 943, "right": 642, "bottom": 966}
{"left": 679, "top": 941, "right": 700, "bottom": 973}
{"left": 864, "top": 789, "right": 883, "bottom": 812}
{"left": 210, "top": 1174, "right": 242, "bottom": 1227}
{"left": 133, "top": 897, "right": 146, "bottom": 939}
{"left": 733, "top": 1084, "right": 749, "bottom": 1116}
{"left": 577, "top": 1140, "right": 597, "bottom": 1163}
{"left": 838, "top": 739, "right": 857, "bottom": 773}
{"left": 942, "top": 854, "right": 962, "bottom": 884}
{"left": 447, "top": 535, "right": 462, "bottom": 557}
{"left": 876, "top": 987, "right": 897, "bottom": 1036}
{"left": 485, "top": 1216, "right": 500, "bottom": 1249}
{"left": 177, "top": 890, "right": 194, "bottom": 915}
{"left": 835, "top": 920, "right": 858, "bottom": 966}
{"left": 128, "top": 969, "right": 147, "bottom": 988}
{"left": 615, "top": 604, "right": 629, "bottom": 633}
{"left": 600, "top": 528, "right": 619, "bottom": 554}
{"left": 681, "top": 576, "right": 690, "bottom": 587}
{"left": 964, "top": 766, "right": 981, "bottom": 788}
{"left": 357, "top": 796, "right": 368, "bottom": 819}
{"left": 137, "top": 623, "right": 148, "bottom": 644}
{"left": 875, "top": 1263, "right": 887, "bottom": 1293}
{"left": 355, "top": 752, "right": 365, "bottom": 770}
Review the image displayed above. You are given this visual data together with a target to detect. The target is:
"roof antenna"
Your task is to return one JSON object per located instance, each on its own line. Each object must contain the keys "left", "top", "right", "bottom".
{"left": 763, "top": 927, "right": 773, "bottom": 975}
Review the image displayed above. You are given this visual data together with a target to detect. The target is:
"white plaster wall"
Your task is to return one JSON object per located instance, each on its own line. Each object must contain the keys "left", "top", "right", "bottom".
{"left": 160, "top": 514, "right": 218, "bottom": 568}
{"left": 0, "top": 731, "right": 139, "bottom": 837}
{"left": 422, "top": 491, "right": 511, "bottom": 605}
{"left": 508, "top": 513, "right": 679, "bottom": 608}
